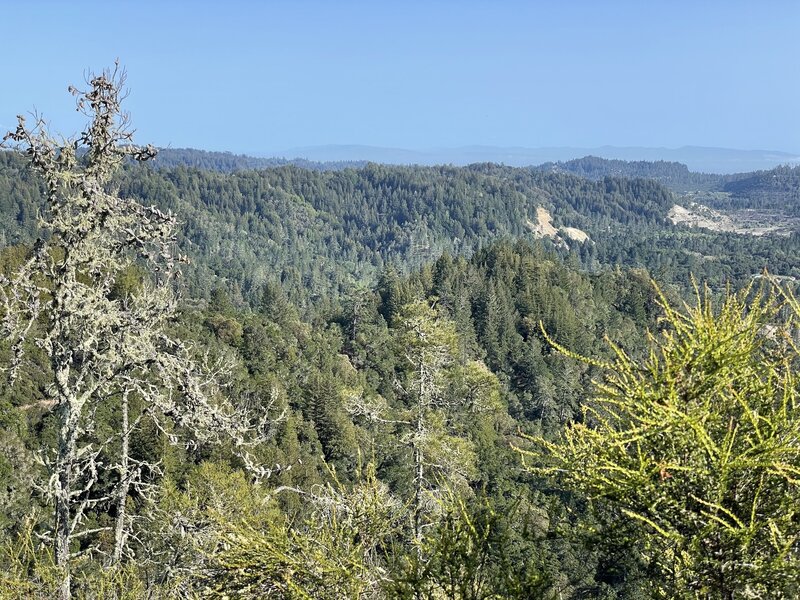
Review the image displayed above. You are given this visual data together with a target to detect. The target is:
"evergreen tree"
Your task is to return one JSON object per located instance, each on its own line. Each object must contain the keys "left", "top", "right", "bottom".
{"left": 521, "top": 283, "right": 800, "bottom": 597}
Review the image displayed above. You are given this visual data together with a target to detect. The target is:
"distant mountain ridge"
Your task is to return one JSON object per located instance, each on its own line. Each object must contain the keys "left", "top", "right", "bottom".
{"left": 150, "top": 148, "right": 800, "bottom": 199}
{"left": 280, "top": 144, "right": 800, "bottom": 175}
{"left": 152, "top": 147, "right": 366, "bottom": 172}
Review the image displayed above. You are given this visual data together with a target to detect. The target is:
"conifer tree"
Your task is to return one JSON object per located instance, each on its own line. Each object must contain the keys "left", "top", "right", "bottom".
{"left": 520, "top": 283, "right": 800, "bottom": 598}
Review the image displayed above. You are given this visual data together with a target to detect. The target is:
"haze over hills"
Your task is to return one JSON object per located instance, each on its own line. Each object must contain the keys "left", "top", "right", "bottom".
{"left": 278, "top": 144, "right": 800, "bottom": 174}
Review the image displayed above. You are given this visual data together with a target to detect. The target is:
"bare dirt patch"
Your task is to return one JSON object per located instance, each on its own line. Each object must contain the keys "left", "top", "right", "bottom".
{"left": 527, "top": 207, "right": 590, "bottom": 246}
{"left": 527, "top": 206, "right": 559, "bottom": 238}
{"left": 562, "top": 226, "right": 589, "bottom": 242}
{"left": 668, "top": 203, "right": 800, "bottom": 237}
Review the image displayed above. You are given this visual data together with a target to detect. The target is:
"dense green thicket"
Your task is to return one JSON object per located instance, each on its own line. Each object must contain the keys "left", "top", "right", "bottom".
{"left": 6, "top": 235, "right": 798, "bottom": 597}
{"left": 3, "top": 135, "right": 800, "bottom": 597}
{"left": 0, "top": 230, "right": 674, "bottom": 597}
{"left": 523, "top": 284, "right": 800, "bottom": 598}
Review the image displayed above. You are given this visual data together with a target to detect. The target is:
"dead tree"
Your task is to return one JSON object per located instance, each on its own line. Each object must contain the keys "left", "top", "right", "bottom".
{"left": 1, "top": 64, "right": 268, "bottom": 599}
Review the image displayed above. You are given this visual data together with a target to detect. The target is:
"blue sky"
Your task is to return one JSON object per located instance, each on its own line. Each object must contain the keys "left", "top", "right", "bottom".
{"left": 1, "top": 1, "right": 798, "bottom": 154}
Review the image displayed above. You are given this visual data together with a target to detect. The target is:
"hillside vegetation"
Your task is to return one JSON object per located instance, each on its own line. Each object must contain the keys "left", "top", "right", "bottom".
{"left": 1, "top": 79, "right": 800, "bottom": 598}
{"left": 3, "top": 152, "right": 800, "bottom": 309}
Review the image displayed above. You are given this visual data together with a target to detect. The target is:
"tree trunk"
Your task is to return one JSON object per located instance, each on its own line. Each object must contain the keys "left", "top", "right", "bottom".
{"left": 112, "top": 390, "right": 131, "bottom": 565}
{"left": 54, "top": 400, "right": 77, "bottom": 600}
{"left": 413, "top": 353, "right": 430, "bottom": 556}
{"left": 413, "top": 413, "right": 424, "bottom": 553}
{"left": 55, "top": 461, "right": 72, "bottom": 600}
{"left": 412, "top": 353, "right": 431, "bottom": 600}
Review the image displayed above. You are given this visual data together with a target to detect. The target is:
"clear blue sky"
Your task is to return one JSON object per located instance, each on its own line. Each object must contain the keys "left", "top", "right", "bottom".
{"left": 1, "top": 0, "right": 798, "bottom": 154}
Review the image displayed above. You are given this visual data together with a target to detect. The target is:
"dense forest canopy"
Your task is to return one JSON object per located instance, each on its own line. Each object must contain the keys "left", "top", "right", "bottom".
{"left": 1, "top": 76, "right": 800, "bottom": 599}
{"left": 2, "top": 150, "right": 799, "bottom": 310}
{"left": 125, "top": 148, "right": 800, "bottom": 198}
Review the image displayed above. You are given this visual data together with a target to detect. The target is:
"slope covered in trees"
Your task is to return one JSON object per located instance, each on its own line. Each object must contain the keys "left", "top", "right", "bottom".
{"left": 538, "top": 155, "right": 726, "bottom": 191}
{"left": 541, "top": 156, "right": 800, "bottom": 213}
{"left": 0, "top": 227, "right": 674, "bottom": 597}
{"left": 3, "top": 151, "right": 800, "bottom": 311}
{"left": 5, "top": 220, "right": 798, "bottom": 597}
{"left": 717, "top": 164, "right": 800, "bottom": 211}
{"left": 2, "top": 72, "right": 800, "bottom": 599}
{"left": 151, "top": 147, "right": 365, "bottom": 172}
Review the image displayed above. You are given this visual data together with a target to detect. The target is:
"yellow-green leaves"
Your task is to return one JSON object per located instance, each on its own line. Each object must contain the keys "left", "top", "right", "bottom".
{"left": 520, "top": 282, "right": 800, "bottom": 597}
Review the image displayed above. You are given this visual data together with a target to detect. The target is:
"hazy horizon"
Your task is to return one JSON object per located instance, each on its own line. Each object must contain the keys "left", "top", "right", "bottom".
{"left": 1, "top": 1, "right": 798, "bottom": 155}
{"left": 150, "top": 143, "right": 800, "bottom": 175}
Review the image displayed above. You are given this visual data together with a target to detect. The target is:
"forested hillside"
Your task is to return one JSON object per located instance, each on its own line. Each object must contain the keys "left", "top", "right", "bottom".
{"left": 717, "top": 164, "right": 800, "bottom": 211}
{"left": 538, "top": 155, "right": 727, "bottom": 191}
{"left": 541, "top": 156, "right": 800, "bottom": 216}
{"left": 2, "top": 151, "right": 799, "bottom": 312}
{"left": 151, "top": 147, "right": 365, "bottom": 172}
{"left": 0, "top": 227, "right": 675, "bottom": 597}
{"left": 2, "top": 74, "right": 800, "bottom": 599}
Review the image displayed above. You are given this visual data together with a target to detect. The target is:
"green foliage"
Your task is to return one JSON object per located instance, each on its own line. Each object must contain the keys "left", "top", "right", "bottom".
{"left": 522, "top": 282, "right": 800, "bottom": 597}
{"left": 392, "top": 299, "right": 480, "bottom": 497}
{"left": 0, "top": 513, "right": 157, "bottom": 600}
{"left": 0, "top": 514, "right": 61, "bottom": 599}
{"left": 391, "top": 492, "right": 553, "bottom": 600}
{"left": 6, "top": 108, "right": 799, "bottom": 595}
{"left": 200, "top": 462, "right": 403, "bottom": 599}
{"left": 139, "top": 461, "right": 283, "bottom": 587}
{"left": 0, "top": 228, "right": 696, "bottom": 596}
{"left": 720, "top": 165, "right": 800, "bottom": 212}
{"left": 7, "top": 149, "right": 797, "bottom": 307}
{"left": 539, "top": 155, "right": 723, "bottom": 192}
{"left": 0, "top": 426, "right": 36, "bottom": 532}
